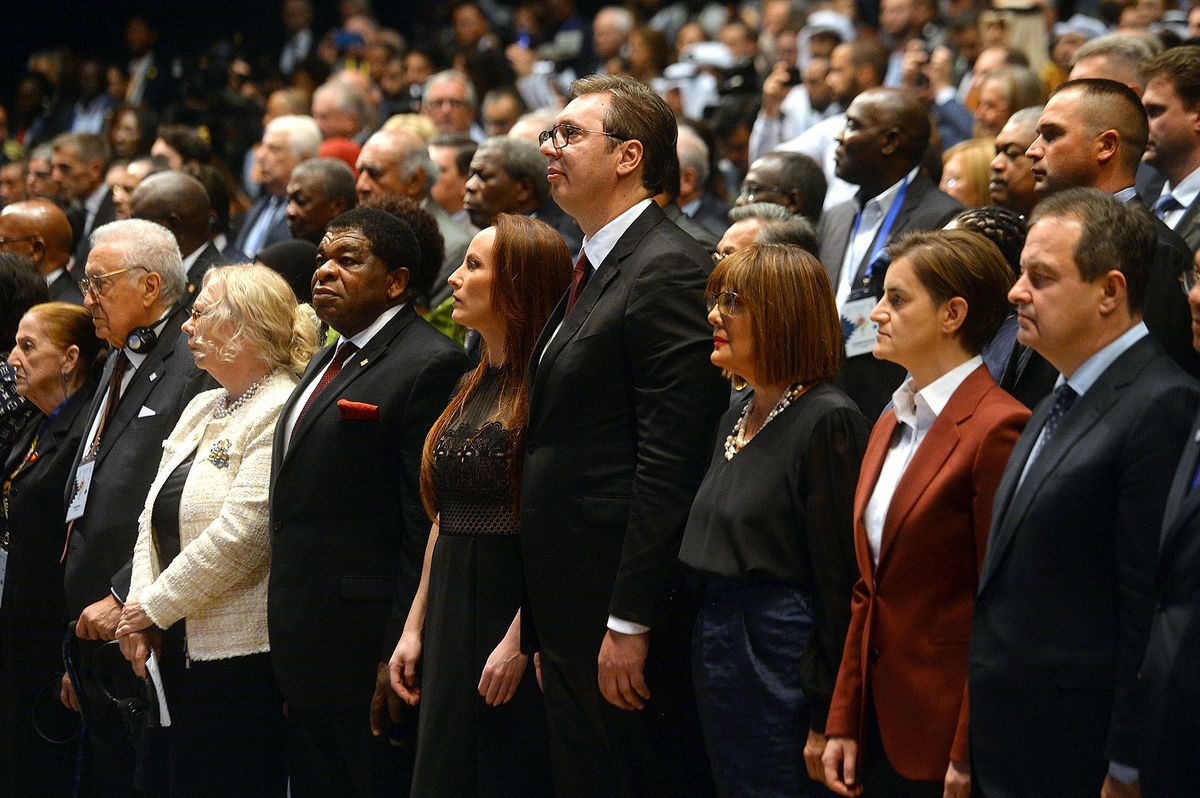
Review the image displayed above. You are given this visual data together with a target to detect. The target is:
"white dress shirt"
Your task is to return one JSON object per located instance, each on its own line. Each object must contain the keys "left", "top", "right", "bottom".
{"left": 1157, "top": 165, "right": 1200, "bottom": 231}
{"left": 863, "top": 356, "right": 982, "bottom": 566}
{"left": 836, "top": 166, "right": 918, "bottom": 313}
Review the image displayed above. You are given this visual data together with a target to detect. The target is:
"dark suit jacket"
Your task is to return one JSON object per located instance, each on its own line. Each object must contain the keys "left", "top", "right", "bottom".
{"left": 1129, "top": 196, "right": 1200, "bottom": 379}
{"left": 826, "top": 365, "right": 1028, "bottom": 781}
{"left": 72, "top": 188, "right": 118, "bottom": 267}
{"left": 817, "top": 175, "right": 963, "bottom": 419}
{"left": 62, "top": 307, "right": 208, "bottom": 617}
{"left": 687, "top": 192, "right": 731, "bottom": 241}
{"left": 179, "top": 242, "right": 222, "bottom": 308}
{"left": 664, "top": 202, "right": 719, "bottom": 253}
{"left": 232, "top": 194, "right": 291, "bottom": 258}
{"left": 1171, "top": 193, "right": 1200, "bottom": 252}
{"left": 1, "top": 380, "right": 97, "bottom": 665}
{"left": 48, "top": 267, "right": 84, "bottom": 304}
{"left": 999, "top": 343, "right": 1059, "bottom": 410}
{"left": 534, "top": 198, "right": 584, "bottom": 255}
{"left": 970, "top": 334, "right": 1200, "bottom": 797}
{"left": 268, "top": 305, "right": 468, "bottom": 707}
{"left": 520, "top": 201, "right": 726, "bottom": 662}
{"left": 1137, "top": 407, "right": 1200, "bottom": 797}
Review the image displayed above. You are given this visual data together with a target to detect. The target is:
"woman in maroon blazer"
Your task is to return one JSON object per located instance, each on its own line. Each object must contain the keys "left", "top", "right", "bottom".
{"left": 822, "top": 230, "right": 1030, "bottom": 798}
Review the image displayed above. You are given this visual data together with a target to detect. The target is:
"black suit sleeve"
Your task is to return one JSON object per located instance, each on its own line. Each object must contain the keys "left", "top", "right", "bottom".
{"left": 1107, "top": 380, "right": 1200, "bottom": 765}
{"left": 607, "top": 247, "right": 725, "bottom": 628}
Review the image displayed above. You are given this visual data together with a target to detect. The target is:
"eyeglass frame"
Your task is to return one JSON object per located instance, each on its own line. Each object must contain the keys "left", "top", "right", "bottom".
{"left": 1178, "top": 266, "right": 1200, "bottom": 296}
{"left": 538, "top": 123, "right": 630, "bottom": 151}
{"left": 79, "top": 266, "right": 148, "bottom": 297}
{"left": 736, "top": 181, "right": 791, "bottom": 204}
{"left": 705, "top": 290, "right": 744, "bottom": 316}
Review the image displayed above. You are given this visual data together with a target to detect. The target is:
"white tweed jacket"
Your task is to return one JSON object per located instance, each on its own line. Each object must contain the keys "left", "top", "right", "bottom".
{"left": 130, "top": 369, "right": 297, "bottom": 660}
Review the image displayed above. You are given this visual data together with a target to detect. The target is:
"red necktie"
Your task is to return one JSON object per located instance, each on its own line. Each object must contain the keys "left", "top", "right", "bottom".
{"left": 292, "top": 341, "right": 358, "bottom": 435}
{"left": 565, "top": 251, "right": 592, "bottom": 313}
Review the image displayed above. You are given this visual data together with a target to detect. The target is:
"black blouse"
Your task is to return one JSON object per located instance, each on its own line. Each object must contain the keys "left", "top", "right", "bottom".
{"left": 679, "top": 380, "right": 869, "bottom": 727}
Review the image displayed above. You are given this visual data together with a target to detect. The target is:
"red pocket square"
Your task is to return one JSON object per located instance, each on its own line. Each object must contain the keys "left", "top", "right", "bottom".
{"left": 337, "top": 399, "right": 381, "bottom": 421}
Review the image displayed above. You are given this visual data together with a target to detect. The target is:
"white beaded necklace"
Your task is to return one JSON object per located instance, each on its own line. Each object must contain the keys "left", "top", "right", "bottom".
{"left": 723, "top": 381, "right": 807, "bottom": 461}
{"left": 213, "top": 374, "right": 269, "bottom": 419}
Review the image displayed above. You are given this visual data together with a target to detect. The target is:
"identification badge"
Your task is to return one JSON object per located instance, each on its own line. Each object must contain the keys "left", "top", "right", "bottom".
{"left": 65, "top": 461, "right": 94, "bottom": 522}
{"left": 842, "top": 295, "right": 879, "bottom": 358}
{"left": 0, "top": 545, "right": 8, "bottom": 609}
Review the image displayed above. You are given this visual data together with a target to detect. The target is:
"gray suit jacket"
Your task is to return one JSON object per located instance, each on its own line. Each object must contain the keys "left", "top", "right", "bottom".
{"left": 816, "top": 174, "right": 963, "bottom": 419}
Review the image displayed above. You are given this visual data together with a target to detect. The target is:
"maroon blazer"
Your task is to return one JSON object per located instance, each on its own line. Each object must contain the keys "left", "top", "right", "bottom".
{"left": 825, "top": 364, "right": 1029, "bottom": 781}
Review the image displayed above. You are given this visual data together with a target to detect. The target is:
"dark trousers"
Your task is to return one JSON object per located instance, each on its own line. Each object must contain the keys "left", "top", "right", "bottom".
{"left": 860, "top": 701, "right": 943, "bottom": 798}
{"left": 71, "top": 638, "right": 140, "bottom": 797}
{"left": 287, "top": 703, "right": 414, "bottom": 798}
{"left": 692, "top": 577, "right": 826, "bottom": 798}
{"left": 158, "top": 651, "right": 286, "bottom": 797}
{"left": 538, "top": 587, "right": 714, "bottom": 798}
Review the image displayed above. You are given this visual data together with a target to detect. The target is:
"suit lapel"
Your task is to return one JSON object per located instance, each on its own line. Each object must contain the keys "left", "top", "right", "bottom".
{"left": 851, "top": 410, "right": 897, "bottom": 589}
{"left": 1160, "top": 413, "right": 1200, "bottom": 552}
{"left": 980, "top": 338, "right": 1153, "bottom": 590}
{"left": 282, "top": 305, "right": 416, "bottom": 459}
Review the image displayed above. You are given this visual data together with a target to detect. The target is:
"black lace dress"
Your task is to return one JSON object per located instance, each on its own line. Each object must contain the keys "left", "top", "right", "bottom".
{"left": 411, "top": 367, "right": 552, "bottom": 797}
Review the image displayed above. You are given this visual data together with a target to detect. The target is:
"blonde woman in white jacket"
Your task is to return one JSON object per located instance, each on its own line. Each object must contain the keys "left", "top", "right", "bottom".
{"left": 115, "top": 263, "right": 317, "bottom": 797}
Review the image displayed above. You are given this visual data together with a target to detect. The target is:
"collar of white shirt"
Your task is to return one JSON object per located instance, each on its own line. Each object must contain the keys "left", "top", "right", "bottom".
{"left": 1163, "top": 165, "right": 1200, "bottom": 212}
{"left": 580, "top": 198, "right": 653, "bottom": 272}
{"left": 344, "top": 303, "right": 406, "bottom": 350}
{"left": 891, "top": 355, "right": 983, "bottom": 432}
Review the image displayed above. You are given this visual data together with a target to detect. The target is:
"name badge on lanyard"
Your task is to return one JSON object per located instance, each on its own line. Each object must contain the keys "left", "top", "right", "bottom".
{"left": 840, "top": 179, "right": 908, "bottom": 358}
{"left": 66, "top": 461, "right": 94, "bottom": 523}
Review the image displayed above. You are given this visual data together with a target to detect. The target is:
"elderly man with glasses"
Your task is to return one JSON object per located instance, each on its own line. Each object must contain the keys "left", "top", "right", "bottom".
{"left": 60, "top": 218, "right": 210, "bottom": 796}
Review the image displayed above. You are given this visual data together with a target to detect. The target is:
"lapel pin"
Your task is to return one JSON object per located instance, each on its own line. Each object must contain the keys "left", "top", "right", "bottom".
{"left": 149, "top": 372, "right": 158, "bottom": 382}
{"left": 359, "top": 358, "right": 369, "bottom": 367}
{"left": 1194, "top": 429, "right": 1200, "bottom": 443}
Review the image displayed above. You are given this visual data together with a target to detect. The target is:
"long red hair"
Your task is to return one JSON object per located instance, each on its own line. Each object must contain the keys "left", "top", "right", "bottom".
{"left": 420, "top": 214, "right": 573, "bottom": 520}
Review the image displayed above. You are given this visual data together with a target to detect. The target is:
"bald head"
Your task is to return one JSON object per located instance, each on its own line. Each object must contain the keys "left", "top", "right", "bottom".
{"left": 0, "top": 199, "right": 73, "bottom": 273}
{"left": 835, "top": 89, "right": 931, "bottom": 197}
{"left": 130, "top": 171, "right": 213, "bottom": 256}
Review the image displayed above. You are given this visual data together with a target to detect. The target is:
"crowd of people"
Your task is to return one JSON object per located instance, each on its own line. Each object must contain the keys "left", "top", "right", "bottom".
{"left": 2, "top": 0, "right": 1200, "bottom": 797}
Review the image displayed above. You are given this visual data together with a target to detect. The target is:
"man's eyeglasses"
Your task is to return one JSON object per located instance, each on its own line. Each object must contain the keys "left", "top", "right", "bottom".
{"left": 538, "top": 123, "right": 629, "bottom": 150}
{"left": 425, "top": 97, "right": 470, "bottom": 110}
{"left": 705, "top": 290, "right": 743, "bottom": 316}
{"left": 1179, "top": 267, "right": 1200, "bottom": 295}
{"left": 737, "top": 182, "right": 787, "bottom": 203}
{"left": 79, "top": 266, "right": 146, "bottom": 297}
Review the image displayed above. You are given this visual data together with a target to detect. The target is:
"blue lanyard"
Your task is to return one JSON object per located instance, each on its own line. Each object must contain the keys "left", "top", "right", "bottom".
{"left": 849, "top": 176, "right": 909, "bottom": 286}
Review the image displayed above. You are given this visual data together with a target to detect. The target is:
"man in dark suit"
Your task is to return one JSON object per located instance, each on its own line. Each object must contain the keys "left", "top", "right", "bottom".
{"left": 235, "top": 115, "right": 321, "bottom": 258}
{"left": 1026, "top": 78, "right": 1200, "bottom": 379}
{"left": 61, "top": 219, "right": 206, "bottom": 795}
{"left": 675, "top": 124, "right": 730, "bottom": 241}
{"left": 268, "top": 208, "right": 468, "bottom": 796}
{"left": 1141, "top": 46, "right": 1200, "bottom": 254}
{"left": 50, "top": 133, "right": 117, "bottom": 267}
{"left": 130, "top": 171, "right": 222, "bottom": 306}
{"left": 0, "top": 199, "right": 83, "bottom": 303}
{"left": 522, "top": 73, "right": 726, "bottom": 797}
{"left": 1139, "top": 248, "right": 1200, "bottom": 797}
{"left": 970, "top": 189, "right": 1200, "bottom": 798}
{"left": 817, "top": 88, "right": 963, "bottom": 419}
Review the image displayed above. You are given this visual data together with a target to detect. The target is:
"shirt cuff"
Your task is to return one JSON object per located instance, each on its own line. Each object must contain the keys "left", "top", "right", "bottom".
{"left": 607, "top": 615, "right": 650, "bottom": 635}
{"left": 935, "top": 86, "right": 956, "bottom": 106}
{"left": 1108, "top": 762, "right": 1138, "bottom": 784}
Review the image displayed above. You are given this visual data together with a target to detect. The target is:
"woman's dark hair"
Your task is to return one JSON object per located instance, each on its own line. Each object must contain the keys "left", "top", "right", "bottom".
{"left": 110, "top": 105, "right": 160, "bottom": 158}
{"left": 420, "top": 215, "right": 572, "bottom": 519}
{"left": 0, "top": 253, "right": 50, "bottom": 352}
{"left": 949, "top": 205, "right": 1028, "bottom": 278}
{"left": 26, "top": 302, "right": 108, "bottom": 386}
{"left": 156, "top": 124, "right": 212, "bottom": 165}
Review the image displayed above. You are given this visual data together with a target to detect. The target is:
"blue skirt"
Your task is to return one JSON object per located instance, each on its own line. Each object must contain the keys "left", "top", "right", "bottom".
{"left": 692, "top": 577, "right": 824, "bottom": 798}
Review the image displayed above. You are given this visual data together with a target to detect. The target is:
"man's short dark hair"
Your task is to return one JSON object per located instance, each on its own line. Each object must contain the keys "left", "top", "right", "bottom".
{"left": 1029, "top": 187, "right": 1155, "bottom": 314}
{"left": 848, "top": 39, "right": 889, "bottom": 84}
{"left": 326, "top": 207, "right": 424, "bottom": 291}
{"left": 291, "top": 157, "right": 358, "bottom": 208}
{"left": 156, "top": 124, "right": 211, "bottom": 165}
{"left": 1141, "top": 45, "right": 1200, "bottom": 108}
{"left": 0, "top": 252, "right": 49, "bottom": 348}
{"left": 569, "top": 74, "right": 677, "bottom": 196}
{"left": 431, "top": 133, "right": 477, "bottom": 177}
{"left": 769, "top": 151, "right": 827, "bottom": 222}
{"left": 951, "top": 205, "right": 1028, "bottom": 277}
{"left": 1049, "top": 78, "right": 1149, "bottom": 170}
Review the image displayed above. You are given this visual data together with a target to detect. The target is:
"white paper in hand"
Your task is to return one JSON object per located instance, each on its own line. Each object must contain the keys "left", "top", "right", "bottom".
{"left": 145, "top": 651, "right": 172, "bottom": 727}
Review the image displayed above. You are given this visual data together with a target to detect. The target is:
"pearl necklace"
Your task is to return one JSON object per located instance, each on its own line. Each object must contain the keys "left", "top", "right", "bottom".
{"left": 723, "top": 381, "right": 806, "bottom": 461}
{"left": 213, "top": 374, "right": 269, "bottom": 419}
